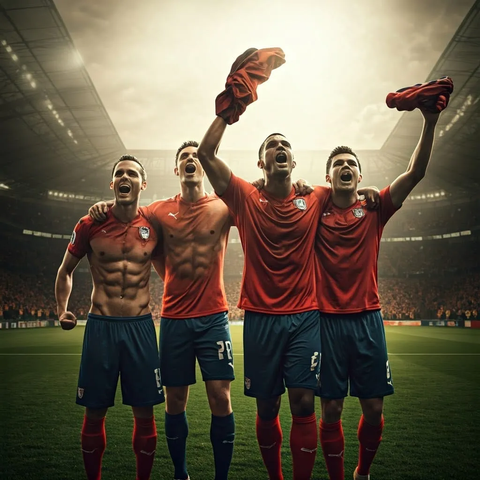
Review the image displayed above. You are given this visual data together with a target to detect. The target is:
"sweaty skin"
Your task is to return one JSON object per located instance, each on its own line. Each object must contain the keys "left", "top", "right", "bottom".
{"left": 151, "top": 200, "right": 230, "bottom": 282}
{"left": 56, "top": 159, "right": 157, "bottom": 320}
{"left": 87, "top": 219, "right": 157, "bottom": 316}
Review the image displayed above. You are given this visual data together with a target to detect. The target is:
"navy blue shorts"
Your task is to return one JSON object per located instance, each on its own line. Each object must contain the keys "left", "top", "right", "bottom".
{"left": 76, "top": 313, "right": 164, "bottom": 409}
{"left": 160, "top": 312, "right": 235, "bottom": 387}
{"left": 243, "top": 310, "right": 321, "bottom": 398}
{"left": 317, "top": 310, "right": 394, "bottom": 399}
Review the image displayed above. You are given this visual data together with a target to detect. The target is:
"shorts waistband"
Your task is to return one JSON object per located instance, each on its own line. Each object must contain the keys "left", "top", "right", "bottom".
{"left": 87, "top": 313, "right": 153, "bottom": 322}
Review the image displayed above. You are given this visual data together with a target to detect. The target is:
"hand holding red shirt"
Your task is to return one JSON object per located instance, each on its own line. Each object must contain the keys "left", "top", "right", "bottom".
{"left": 386, "top": 76, "right": 454, "bottom": 113}
{"left": 215, "top": 47, "right": 286, "bottom": 125}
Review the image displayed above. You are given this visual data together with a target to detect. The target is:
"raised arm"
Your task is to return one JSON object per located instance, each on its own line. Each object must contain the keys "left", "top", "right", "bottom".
{"left": 389, "top": 111, "right": 440, "bottom": 208}
{"left": 197, "top": 116, "right": 232, "bottom": 196}
{"left": 55, "top": 250, "right": 82, "bottom": 329}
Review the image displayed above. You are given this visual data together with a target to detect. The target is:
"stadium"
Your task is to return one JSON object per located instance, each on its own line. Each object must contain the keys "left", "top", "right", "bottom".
{"left": 1, "top": 1, "right": 480, "bottom": 479}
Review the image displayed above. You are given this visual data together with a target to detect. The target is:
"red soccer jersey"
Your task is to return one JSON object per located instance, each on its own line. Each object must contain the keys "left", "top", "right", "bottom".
{"left": 68, "top": 208, "right": 158, "bottom": 260}
{"left": 221, "top": 174, "right": 330, "bottom": 314}
{"left": 315, "top": 186, "right": 399, "bottom": 313}
{"left": 145, "top": 193, "right": 231, "bottom": 319}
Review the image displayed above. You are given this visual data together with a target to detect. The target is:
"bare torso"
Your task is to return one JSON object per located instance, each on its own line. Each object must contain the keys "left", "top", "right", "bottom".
{"left": 87, "top": 220, "right": 157, "bottom": 317}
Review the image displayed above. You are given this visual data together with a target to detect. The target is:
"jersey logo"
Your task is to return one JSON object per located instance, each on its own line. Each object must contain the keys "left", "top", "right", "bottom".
{"left": 293, "top": 198, "right": 307, "bottom": 210}
{"left": 259, "top": 198, "right": 269, "bottom": 203}
{"left": 168, "top": 212, "right": 179, "bottom": 219}
{"left": 70, "top": 230, "right": 76, "bottom": 245}
{"left": 139, "top": 226, "right": 150, "bottom": 240}
{"left": 352, "top": 207, "right": 364, "bottom": 218}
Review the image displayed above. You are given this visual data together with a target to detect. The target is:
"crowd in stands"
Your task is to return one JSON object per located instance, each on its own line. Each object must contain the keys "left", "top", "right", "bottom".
{"left": 2, "top": 195, "right": 480, "bottom": 323}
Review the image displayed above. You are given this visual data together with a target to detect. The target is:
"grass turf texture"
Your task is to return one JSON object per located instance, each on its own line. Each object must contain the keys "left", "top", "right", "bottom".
{"left": 1, "top": 326, "right": 479, "bottom": 480}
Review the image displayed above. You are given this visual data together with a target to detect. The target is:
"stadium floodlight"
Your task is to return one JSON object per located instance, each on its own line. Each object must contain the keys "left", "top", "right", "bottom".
{"left": 30, "top": 81, "right": 36, "bottom": 88}
{"left": 5, "top": 45, "right": 12, "bottom": 52}
{"left": 11, "top": 54, "right": 18, "bottom": 61}
{"left": 0, "top": 183, "right": 10, "bottom": 189}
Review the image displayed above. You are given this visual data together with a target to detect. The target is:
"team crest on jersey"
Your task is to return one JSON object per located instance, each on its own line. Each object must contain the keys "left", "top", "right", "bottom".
{"left": 244, "top": 377, "right": 251, "bottom": 390}
{"left": 293, "top": 198, "right": 307, "bottom": 211}
{"left": 139, "top": 226, "right": 150, "bottom": 240}
{"left": 70, "top": 230, "right": 76, "bottom": 245}
{"left": 77, "top": 387, "right": 84, "bottom": 399}
{"left": 352, "top": 207, "right": 364, "bottom": 218}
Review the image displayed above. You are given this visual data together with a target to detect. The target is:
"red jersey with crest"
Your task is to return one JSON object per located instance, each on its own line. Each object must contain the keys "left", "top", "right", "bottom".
{"left": 145, "top": 193, "right": 231, "bottom": 319}
{"left": 221, "top": 174, "right": 330, "bottom": 314}
{"left": 316, "top": 186, "right": 399, "bottom": 313}
{"left": 68, "top": 208, "right": 158, "bottom": 260}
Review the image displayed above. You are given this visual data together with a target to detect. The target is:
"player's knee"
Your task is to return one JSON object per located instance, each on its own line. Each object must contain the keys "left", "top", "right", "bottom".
{"left": 165, "top": 387, "right": 188, "bottom": 414}
{"left": 360, "top": 398, "right": 383, "bottom": 425}
{"left": 321, "top": 398, "right": 344, "bottom": 422}
{"left": 208, "top": 387, "right": 232, "bottom": 416}
{"left": 257, "top": 397, "right": 281, "bottom": 420}
{"left": 289, "top": 388, "right": 315, "bottom": 417}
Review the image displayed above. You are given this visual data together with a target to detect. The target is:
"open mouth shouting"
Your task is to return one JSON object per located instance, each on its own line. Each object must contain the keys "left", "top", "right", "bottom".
{"left": 119, "top": 183, "right": 131, "bottom": 195}
{"left": 275, "top": 151, "right": 287, "bottom": 164}
{"left": 185, "top": 163, "right": 197, "bottom": 174}
{"left": 340, "top": 170, "right": 353, "bottom": 182}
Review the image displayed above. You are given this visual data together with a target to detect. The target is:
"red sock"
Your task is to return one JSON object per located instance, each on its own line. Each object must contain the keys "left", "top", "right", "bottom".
{"left": 81, "top": 415, "right": 106, "bottom": 480}
{"left": 256, "top": 414, "right": 284, "bottom": 480}
{"left": 319, "top": 419, "right": 344, "bottom": 480}
{"left": 133, "top": 416, "right": 157, "bottom": 480}
{"left": 290, "top": 413, "right": 317, "bottom": 480}
{"left": 357, "top": 415, "right": 384, "bottom": 476}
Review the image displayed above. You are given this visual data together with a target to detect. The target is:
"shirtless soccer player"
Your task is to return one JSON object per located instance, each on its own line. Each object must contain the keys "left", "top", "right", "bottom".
{"left": 315, "top": 108, "right": 445, "bottom": 480}
{"left": 55, "top": 155, "right": 164, "bottom": 480}
{"left": 89, "top": 142, "right": 235, "bottom": 480}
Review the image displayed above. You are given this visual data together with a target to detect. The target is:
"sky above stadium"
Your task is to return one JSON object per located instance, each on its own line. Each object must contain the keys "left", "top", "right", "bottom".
{"left": 55, "top": 0, "right": 474, "bottom": 152}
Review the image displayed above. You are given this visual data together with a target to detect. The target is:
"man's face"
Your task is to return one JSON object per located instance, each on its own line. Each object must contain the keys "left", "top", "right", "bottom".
{"left": 110, "top": 160, "right": 146, "bottom": 205}
{"left": 175, "top": 146, "right": 204, "bottom": 185}
{"left": 258, "top": 134, "right": 295, "bottom": 178}
{"left": 326, "top": 153, "right": 362, "bottom": 192}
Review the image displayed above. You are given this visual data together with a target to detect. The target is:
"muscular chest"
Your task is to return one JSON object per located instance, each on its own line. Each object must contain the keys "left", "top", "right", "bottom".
{"left": 162, "top": 203, "right": 229, "bottom": 247}
{"left": 90, "top": 225, "right": 156, "bottom": 262}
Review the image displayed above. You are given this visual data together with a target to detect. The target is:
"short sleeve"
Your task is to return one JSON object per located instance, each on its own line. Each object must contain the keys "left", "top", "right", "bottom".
{"left": 67, "top": 217, "right": 91, "bottom": 259}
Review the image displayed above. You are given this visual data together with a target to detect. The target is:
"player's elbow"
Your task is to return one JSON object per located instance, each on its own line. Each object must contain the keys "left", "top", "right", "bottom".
{"left": 406, "top": 168, "right": 425, "bottom": 186}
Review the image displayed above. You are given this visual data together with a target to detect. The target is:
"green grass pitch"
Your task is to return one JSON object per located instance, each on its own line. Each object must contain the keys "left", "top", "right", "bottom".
{"left": 1, "top": 326, "right": 480, "bottom": 479}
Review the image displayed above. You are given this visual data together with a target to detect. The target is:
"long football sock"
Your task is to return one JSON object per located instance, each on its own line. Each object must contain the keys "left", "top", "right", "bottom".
{"left": 210, "top": 413, "right": 235, "bottom": 480}
{"left": 357, "top": 415, "right": 384, "bottom": 476}
{"left": 256, "top": 414, "right": 284, "bottom": 480}
{"left": 319, "top": 419, "right": 345, "bottom": 480}
{"left": 81, "top": 415, "right": 106, "bottom": 480}
{"left": 132, "top": 416, "right": 157, "bottom": 480}
{"left": 165, "top": 411, "right": 189, "bottom": 479}
{"left": 290, "top": 413, "right": 317, "bottom": 480}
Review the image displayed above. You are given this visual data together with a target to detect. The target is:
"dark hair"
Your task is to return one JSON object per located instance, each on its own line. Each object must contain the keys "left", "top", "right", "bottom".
{"left": 111, "top": 155, "right": 146, "bottom": 182}
{"left": 258, "top": 133, "right": 286, "bottom": 159}
{"left": 175, "top": 140, "right": 199, "bottom": 166}
{"left": 326, "top": 146, "right": 361, "bottom": 174}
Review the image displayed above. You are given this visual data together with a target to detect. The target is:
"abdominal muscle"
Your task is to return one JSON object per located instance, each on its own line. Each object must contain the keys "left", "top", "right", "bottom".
{"left": 88, "top": 256, "right": 152, "bottom": 317}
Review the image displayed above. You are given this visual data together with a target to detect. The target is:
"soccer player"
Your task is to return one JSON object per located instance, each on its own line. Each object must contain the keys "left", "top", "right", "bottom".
{"left": 199, "top": 118, "right": 328, "bottom": 480}
{"left": 89, "top": 141, "right": 235, "bottom": 480}
{"left": 55, "top": 155, "right": 164, "bottom": 480}
{"left": 315, "top": 108, "right": 444, "bottom": 480}
{"left": 197, "top": 49, "right": 378, "bottom": 480}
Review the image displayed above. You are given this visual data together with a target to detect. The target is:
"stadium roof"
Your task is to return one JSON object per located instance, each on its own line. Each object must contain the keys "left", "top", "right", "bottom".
{"left": 381, "top": 0, "right": 480, "bottom": 196}
{"left": 0, "top": 0, "right": 125, "bottom": 196}
{"left": 0, "top": 0, "right": 479, "bottom": 201}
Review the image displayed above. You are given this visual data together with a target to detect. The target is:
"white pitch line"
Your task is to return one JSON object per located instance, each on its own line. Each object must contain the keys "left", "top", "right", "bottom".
{"left": 1, "top": 352, "right": 480, "bottom": 356}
